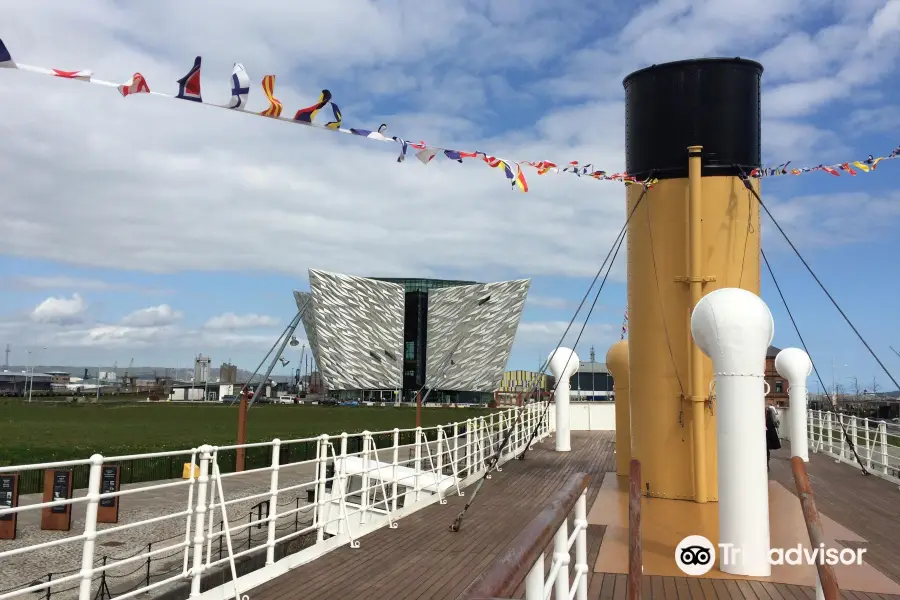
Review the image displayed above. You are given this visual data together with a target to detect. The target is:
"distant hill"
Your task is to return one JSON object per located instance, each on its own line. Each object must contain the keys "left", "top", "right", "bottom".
{"left": 2, "top": 365, "right": 295, "bottom": 383}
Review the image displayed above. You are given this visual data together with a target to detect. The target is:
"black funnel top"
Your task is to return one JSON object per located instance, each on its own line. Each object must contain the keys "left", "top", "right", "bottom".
{"left": 623, "top": 58, "right": 763, "bottom": 180}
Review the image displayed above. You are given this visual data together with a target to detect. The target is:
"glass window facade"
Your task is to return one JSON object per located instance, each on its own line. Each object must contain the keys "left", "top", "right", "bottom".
{"left": 371, "top": 277, "right": 478, "bottom": 402}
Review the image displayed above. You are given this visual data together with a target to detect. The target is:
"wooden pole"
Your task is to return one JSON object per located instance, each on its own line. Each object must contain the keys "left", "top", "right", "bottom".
{"left": 628, "top": 459, "right": 642, "bottom": 600}
{"left": 416, "top": 390, "right": 422, "bottom": 428}
{"left": 790, "top": 457, "right": 839, "bottom": 600}
{"left": 236, "top": 389, "right": 248, "bottom": 472}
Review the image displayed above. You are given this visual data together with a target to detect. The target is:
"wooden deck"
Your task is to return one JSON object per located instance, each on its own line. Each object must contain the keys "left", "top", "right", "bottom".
{"left": 768, "top": 444, "right": 900, "bottom": 586}
{"left": 246, "top": 432, "right": 900, "bottom": 599}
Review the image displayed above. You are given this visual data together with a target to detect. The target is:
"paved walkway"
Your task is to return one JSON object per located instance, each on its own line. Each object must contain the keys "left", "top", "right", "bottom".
{"left": 1, "top": 464, "right": 317, "bottom": 598}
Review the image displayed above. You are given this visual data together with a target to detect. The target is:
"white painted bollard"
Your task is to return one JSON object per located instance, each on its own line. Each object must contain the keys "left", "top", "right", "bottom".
{"left": 548, "top": 347, "right": 580, "bottom": 452}
{"left": 775, "top": 348, "right": 812, "bottom": 462}
{"left": 691, "top": 288, "right": 773, "bottom": 577}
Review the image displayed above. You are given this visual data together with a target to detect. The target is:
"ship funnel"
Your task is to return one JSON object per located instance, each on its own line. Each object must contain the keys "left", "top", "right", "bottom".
{"left": 775, "top": 348, "right": 812, "bottom": 462}
{"left": 691, "top": 287, "right": 773, "bottom": 577}
{"left": 548, "top": 347, "right": 580, "bottom": 452}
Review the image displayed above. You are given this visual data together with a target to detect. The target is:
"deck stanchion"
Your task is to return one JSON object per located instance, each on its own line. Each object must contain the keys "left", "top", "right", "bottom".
{"left": 360, "top": 432, "right": 371, "bottom": 525}
{"left": 524, "top": 554, "right": 545, "bottom": 599}
{"left": 452, "top": 423, "right": 460, "bottom": 479}
{"left": 574, "top": 489, "right": 588, "bottom": 600}
{"left": 77, "top": 455, "right": 104, "bottom": 600}
{"left": 338, "top": 432, "right": 348, "bottom": 535}
{"left": 315, "top": 435, "right": 329, "bottom": 542}
{"left": 790, "top": 457, "right": 839, "bottom": 600}
{"left": 553, "top": 519, "right": 570, "bottom": 598}
{"left": 628, "top": 459, "right": 642, "bottom": 600}
{"left": 391, "top": 428, "right": 400, "bottom": 512}
{"left": 414, "top": 427, "right": 423, "bottom": 502}
{"left": 189, "top": 446, "right": 212, "bottom": 598}
{"left": 265, "top": 439, "right": 280, "bottom": 565}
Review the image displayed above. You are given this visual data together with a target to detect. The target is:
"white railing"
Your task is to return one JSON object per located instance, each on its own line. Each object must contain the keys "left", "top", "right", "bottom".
{"left": 0, "top": 403, "right": 552, "bottom": 600}
{"left": 808, "top": 410, "right": 900, "bottom": 484}
{"left": 458, "top": 472, "right": 589, "bottom": 600}
{"left": 523, "top": 487, "right": 589, "bottom": 600}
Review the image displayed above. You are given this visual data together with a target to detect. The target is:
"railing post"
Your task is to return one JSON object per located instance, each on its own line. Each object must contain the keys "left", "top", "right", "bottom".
{"left": 315, "top": 435, "right": 329, "bottom": 542}
{"left": 338, "top": 433, "right": 348, "bottom": 535}
{"left": 452, "top": 422, "right": 460, "bottom": 477}
{"left": 437, "top": 427, "right": 445, "bottom": 475}
{"left": 360, "top": 432, "right": 371, "bottom": 525}
{"left": 189, "top": 445, "right": 212, "bottom": 597}
{"left": 524, "top": 554, "right": 545, "bottom": 600}
{"left": 850, "top": 416, "right": 858, "bottom": 463}
{"left": 391, "top": 428, "right": 400, "bottom": 512}
{"left": 575, "top": 488, "right": 588, "bottom": 600}
{"left": 825, "top": 412, "right": 833, "bottom": 454}
{"left": 489, "top": 413, "right": 495, "bottom": 454}
{"left": 77, "top": 454, "right": 104, "bottom": 600}
{"left": 554, "top": 518, "right": 570, "bottom": 599}
{"left": 265, "top": 438, "right": 281, "bottom": 565}
{"left": 465, "top": 418, "right": 473, "bottom": 475}
{"left": 879, "top": 423, "right": 889, "bottom": 475}
{"left": 517, "top": 406, "right": 524, "bottom": 451}
{"left": 414, "top": 427, "right": 423, "bottom": 502}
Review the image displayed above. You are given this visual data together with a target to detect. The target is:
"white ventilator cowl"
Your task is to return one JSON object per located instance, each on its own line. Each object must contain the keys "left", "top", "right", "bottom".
{"left": 691, "top": 288, "right": 774, "bottom": 577}
{"left": 775, "top": 348, "right": 812, "bottom": 462}
{"left": 548, "top": 347, "right": 580, "bottom": 452}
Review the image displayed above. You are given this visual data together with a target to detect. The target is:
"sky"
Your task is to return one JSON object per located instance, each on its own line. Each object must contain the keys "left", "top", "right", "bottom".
{"left": 1, "top": 0, "right": 899, "bottom": 393}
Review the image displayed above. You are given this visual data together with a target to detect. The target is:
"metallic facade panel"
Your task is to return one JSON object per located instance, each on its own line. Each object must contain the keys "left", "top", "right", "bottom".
{"left": 303, "top": 269, "right": 404, "bottom": 390}
{"left": 293, "top": 291, "right": 321, "bottom": 371}
{"left": 425, "top": 279, "right": 530, "bottom": 392}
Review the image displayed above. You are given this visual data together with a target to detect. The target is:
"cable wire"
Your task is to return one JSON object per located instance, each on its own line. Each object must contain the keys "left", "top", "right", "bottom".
{"left": 760, "top": 247, "right": 869, "bottom": 475}
{"left": 735, "top": 170, "right": 900, "bottom": 393}
{"left": 516, "top": 182, "right": 653, "bottom": 459}
{"left": 448, "top": 182, "right": 652, "bottom": 532}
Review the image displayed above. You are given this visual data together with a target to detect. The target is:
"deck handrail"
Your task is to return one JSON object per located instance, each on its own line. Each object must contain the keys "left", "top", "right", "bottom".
{"left": 457, "top": 472, "right": 590, "bottom": 600}
{"left": 0, "top": 404, "right": 553, "bottom": 600}
{"left": 789, "top": 457, "right": 839, "bottom": 600}
{"left": 807, "top": 410, "right": 900, "bottom": 483}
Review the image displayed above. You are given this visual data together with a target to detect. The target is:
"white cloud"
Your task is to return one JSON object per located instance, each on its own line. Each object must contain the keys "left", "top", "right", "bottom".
{"left": 2, "top": 1, "right": 900, "bottom": 367}
{"left": 2, "top": 1, "right": 895, "bottom": 287}
{"left": 120, "top": 304, "right": 183, "bottom": 327}
{"left": 2, "top": 275, "right": 168, "bottom": 294}
{"left": 515, "top": 320, "right": 618, "bottom": 354}
{"left": 30, "top": 293, "right": 87, "bottom": 325}
{"left": 525, "top": 295, "right": 573, "bottom": 309}
{"left": 204, "top": 312, "right": 279, "bottom": 329}
{"left": 764, "top": 190, "right": 900, "bottom": 247}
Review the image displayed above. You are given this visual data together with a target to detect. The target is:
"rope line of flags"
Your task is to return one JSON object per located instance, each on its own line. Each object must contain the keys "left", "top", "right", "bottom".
{"left": 1, "top": 38, "right": 897, "bottom": 192}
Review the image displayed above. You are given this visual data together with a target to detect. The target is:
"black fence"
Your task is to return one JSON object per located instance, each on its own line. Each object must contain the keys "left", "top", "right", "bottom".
{"left": 15, "top": 427, "right": 465, "bottom": 495}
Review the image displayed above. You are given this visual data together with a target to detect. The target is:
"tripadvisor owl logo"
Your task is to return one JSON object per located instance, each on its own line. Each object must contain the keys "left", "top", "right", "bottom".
{"left": 675, "top": 535, "right": 868, "bottom": 576}
{"left": 676, "top": 535, "right": 716, "bottom": 576}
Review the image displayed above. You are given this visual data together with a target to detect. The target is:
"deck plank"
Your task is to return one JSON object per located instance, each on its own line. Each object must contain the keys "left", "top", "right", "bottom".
{"left": 241, "top": 429, "right": 900, "bottom": 600}
{"left": 768, "top": 446, "right": 900, "bottom": 586}
{"left": 246, "top": 431, "right": 614, "bottom": 600}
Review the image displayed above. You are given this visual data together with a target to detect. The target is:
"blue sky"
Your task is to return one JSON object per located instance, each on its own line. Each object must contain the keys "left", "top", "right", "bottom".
{"left": 1, "top": 0, "right": 899, "bottom": 392}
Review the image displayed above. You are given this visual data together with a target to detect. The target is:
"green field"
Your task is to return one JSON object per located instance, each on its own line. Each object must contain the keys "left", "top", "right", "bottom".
{"left": 0, "top": 400, "right": 492, "bottom": 465}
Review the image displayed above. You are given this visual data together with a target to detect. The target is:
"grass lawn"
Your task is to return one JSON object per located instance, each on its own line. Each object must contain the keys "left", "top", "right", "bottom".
{"left": 0, "top": 400, "right": 492, "bottom": 465}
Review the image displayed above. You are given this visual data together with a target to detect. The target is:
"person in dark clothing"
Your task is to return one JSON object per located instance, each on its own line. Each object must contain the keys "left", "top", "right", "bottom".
{"left": 765, "top": 403, "right": 782, "bottom": 471}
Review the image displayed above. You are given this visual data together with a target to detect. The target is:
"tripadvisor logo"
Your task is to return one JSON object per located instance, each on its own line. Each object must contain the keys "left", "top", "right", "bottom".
{"left": 675, "top": 535, "right": 867, "bottom": 576}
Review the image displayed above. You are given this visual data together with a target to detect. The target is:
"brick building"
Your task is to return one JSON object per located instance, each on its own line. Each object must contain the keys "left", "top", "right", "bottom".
{"left": 765, "top": 345, "right": 790, "bottom": 407}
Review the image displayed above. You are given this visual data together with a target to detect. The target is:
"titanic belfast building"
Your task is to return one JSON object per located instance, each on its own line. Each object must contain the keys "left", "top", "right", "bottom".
{"left": 294, "top": 269, "right": 529, "bottom": 403}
